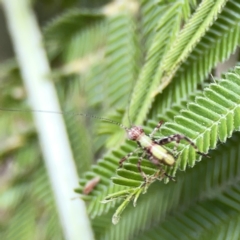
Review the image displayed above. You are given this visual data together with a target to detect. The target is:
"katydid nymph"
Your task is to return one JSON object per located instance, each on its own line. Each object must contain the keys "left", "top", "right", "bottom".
{"left": 0, "top": 108, "right": 208, "bottom": 182}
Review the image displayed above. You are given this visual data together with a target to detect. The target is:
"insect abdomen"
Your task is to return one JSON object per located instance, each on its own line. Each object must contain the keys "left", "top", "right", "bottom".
{"left": 151, "top": 144, "right": 175, "bottom": 166}
{"left": 139, "top": 135, "right": 175, "bottom": 166}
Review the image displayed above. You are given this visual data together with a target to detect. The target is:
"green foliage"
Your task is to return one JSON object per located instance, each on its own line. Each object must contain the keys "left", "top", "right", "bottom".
{"left": 44, "top": 8, "right": 105, "bottom": 58}
{"left": 1, "top": 0, "right": 240, "bottom": 239}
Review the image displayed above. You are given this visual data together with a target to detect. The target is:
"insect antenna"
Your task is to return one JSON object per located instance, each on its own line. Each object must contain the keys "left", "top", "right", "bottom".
{"left": 127, "top": 104, "right": 133, "bottom": 127}
{"left": 210, "top": 73, "right": 216, "bottom": 83}
{"left": 0, "top": 107, "right": 129, "bottom": 131}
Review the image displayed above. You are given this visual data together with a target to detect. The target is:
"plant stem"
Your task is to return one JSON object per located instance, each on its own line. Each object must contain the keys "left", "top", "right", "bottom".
{"left": 2, "top": 0, "right": 94, "bottom": 239}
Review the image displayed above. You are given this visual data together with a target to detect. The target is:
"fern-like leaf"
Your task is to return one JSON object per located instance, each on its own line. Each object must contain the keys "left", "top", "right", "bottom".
{"left": 44, "top": 8, "right": 105, "bottom": 58}
{"left": 96, "top": 132, "right": 240, "bottom": 240}
{"left": 135, "top": 183, "right": 240, "bottom": 240}
{"left": 161, "top": 0, "right": 228, "bottom": 83}
{"left": 77, "top": 66, "right": 240, "bottom": 226}
{"left": 126, "top": 2, "right": 183, "bottom": 125}
{"left": 153, "top": 0, "right": 240, "bottom": 116}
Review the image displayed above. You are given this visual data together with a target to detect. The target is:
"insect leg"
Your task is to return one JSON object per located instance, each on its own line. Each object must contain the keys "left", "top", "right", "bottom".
{"left": 119, "top": 148, "right": 141, "bottom": 168}
{"left": 148, "top": 155, "right": 175, "bottom": 181}
{"left": 137, "top": 152, "right": 147, "bottom": 181}
{"left": 156, "top": 136, "right": 180, "bottom": 155}
{"left": 149, "top": 120, "right": 164, "bottom": 138}
{"left": 156, "top": 134, "right": 209, "bottom": 157}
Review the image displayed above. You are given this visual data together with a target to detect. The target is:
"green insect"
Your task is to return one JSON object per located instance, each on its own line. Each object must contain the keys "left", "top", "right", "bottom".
{"left": 118, "top": 120, "right": 208, "bottom": 181}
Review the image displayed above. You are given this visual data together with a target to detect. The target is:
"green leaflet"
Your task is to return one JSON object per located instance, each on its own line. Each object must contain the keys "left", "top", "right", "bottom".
{"left": 161, "top": 0, "right": 228, "bottom": 80}
{"left": 77, "top": 66, "right": 240, "bottom": 228}
{"left": 43, "top": 8, "right": 105, "bottom": 58}
{"left": 126, "top": 2, "right": 183, "bottom": 125}
{"left": 104, "top": 13, "right": 139, "bottom": 110}
{"left": 153, "top": 0, "right": 240, "bottom": 116}
{"left": 160, "top": 69, "right": 240, "bottom": 172}
{"left": 127, "top": 0, "right": 228, "bottom": 126}
{"left": 135, "top": 184, "right": 240, "bottom": 240}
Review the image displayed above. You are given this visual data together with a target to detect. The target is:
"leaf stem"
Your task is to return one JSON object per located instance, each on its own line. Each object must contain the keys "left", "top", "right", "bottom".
{"left": 2, "top": 0, "right": 94, "bottom": 239}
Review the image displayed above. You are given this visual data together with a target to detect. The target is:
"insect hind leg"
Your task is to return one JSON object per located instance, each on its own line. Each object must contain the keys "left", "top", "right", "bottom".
{"left": 119, "top": 148, "right": 140, "bottom": 168}
{"left": 156, "top": 134, "right": 209, "bottom": 157}
{"left": 148, "top": 155, "right": 175, "bottom": 181}
{"left": 137, "top": 152, "right": 174, "bottom": 182}
{"left": 137, "top": 152, "right": 147, "bottom": 181}
{"left": 119, "top": 148, "right": 149, "bottom": 182}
